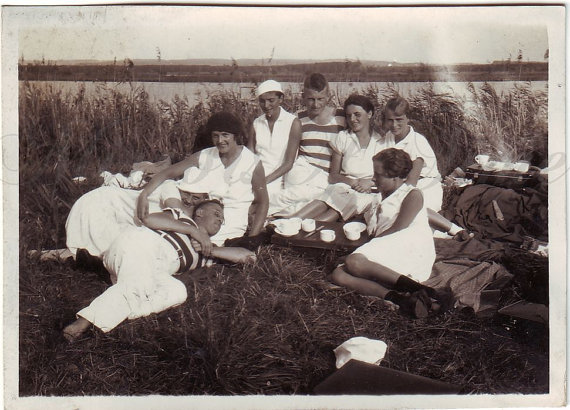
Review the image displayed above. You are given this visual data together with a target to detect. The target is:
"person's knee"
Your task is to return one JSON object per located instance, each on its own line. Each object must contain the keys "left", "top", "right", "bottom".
{"left": 344, "top": 253, "right": 367, "bottom": 276}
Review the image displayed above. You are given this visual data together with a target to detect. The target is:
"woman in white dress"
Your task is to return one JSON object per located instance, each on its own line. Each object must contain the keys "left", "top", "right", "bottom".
{"left": 137, "top": 111, "right": 269, "bottom": 252}
{"left": 292, "top": 94, "right": 386, "bottom": 221}
{"left": 328, "top": 148, "right": 439, "bottom": 318}
{"left": 247, "top": 80, "right": 302, "bottom": 215}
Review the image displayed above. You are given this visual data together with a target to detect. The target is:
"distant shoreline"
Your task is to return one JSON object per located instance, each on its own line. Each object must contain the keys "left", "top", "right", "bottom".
{"left": 19, "top": 61, "right": 548, "bottom": 83}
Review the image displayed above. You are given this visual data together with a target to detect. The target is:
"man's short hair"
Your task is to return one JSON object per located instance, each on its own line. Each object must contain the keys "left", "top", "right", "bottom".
{"left": 303, "top": 73, "right": 329, "bottom": 92}
{"left": 384, "top": 96, "right": 410, "bottom": 116}
{"left": 193, "top": 199, "right": 224, "bottom": 218}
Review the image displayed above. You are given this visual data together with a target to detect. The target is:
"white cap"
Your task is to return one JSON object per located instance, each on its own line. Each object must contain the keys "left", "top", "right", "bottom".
{"left": 256, "top": 80, "right": 283, "bottom": 97}
{"left": 177, "top": 167, "right": 210, "bottom": 194}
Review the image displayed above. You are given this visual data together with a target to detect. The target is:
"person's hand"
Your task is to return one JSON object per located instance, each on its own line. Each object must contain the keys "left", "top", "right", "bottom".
{"left": 192, "top": 230, "right": 212, "bottom": 257}
{"left": 190, "top": 239, "right": 201, "bottom": 252}
{"left": 353, "top": 178, "right": 375, "bottom": 193}
{"left": 232, "top": 248, "right": 257, "bottom": 264}
{"left": 136, "top": 193, "right": 150, "bottom": 222}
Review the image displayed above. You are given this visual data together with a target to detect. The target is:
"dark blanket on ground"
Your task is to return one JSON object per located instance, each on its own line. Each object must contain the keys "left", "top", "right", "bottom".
{"left": 441, "top": 181, "right": 548, "bottom": 244}
{"left": 427, "top": 179, "right": 548, "bottom": 315}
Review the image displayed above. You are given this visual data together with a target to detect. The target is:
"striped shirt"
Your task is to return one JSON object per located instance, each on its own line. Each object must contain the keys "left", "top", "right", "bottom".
{"left": 297, "top": 108, "right": 346, "bottom": 172}
{"left": 153, "top": 208, "right": 213, "bottom": 273}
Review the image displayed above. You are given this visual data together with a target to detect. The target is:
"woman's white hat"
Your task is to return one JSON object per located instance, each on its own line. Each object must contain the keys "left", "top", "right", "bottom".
{"left": 256, "top": 80, "right": 283, "bottom": 97}
{"left": 177, "top": 167, "right": 211, "bottom": 194}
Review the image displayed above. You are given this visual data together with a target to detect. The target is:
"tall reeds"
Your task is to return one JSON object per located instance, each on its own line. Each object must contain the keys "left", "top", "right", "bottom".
{"left": 19, "top": 80, "right": 548, "bottom": 250}
{"left": 466, "top": 81, "right": 548, "bottom": 164}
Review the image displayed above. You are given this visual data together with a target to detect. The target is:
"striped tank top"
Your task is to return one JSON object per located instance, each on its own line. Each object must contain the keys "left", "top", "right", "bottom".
{"left": 297, "top": 108, "right": 346, "bottom": 172}
{"left": 153, "top": 209, "right": 213, "bottom": 273}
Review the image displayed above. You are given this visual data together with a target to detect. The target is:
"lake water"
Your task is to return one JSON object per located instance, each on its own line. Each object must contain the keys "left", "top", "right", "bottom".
{"left": 25, "top": 80, "right": 548, "bottom": 111}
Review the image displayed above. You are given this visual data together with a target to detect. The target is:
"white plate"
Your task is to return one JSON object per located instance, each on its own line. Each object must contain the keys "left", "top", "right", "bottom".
{"left": 275, "top": 227, "right": 299, "bottom": 237}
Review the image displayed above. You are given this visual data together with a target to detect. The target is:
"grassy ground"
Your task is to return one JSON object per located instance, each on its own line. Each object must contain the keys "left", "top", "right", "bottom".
{"left": 20, "top": 242, "right": 549, "bottom": 396}
{"left": 18, "top": 80, "right": 550, "bottom": 396}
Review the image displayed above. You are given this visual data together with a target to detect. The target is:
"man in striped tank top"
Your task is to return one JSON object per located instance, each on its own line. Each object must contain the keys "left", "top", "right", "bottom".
{"left": 63, "top": 200, "right": 255, "bottom": 341}
{"left": 270, "top": 73, "right": 346, "bottom": 216}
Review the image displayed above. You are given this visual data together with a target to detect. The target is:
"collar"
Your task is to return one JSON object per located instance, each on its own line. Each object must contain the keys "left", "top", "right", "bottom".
{"left": 391, "top": 126, "right": 414, "bottom": 145}
{"left": 347, "top": 129, "right": 384, "bottom": 147}
{"left": 263, "top": 106, "right": 283, "bottom": 123}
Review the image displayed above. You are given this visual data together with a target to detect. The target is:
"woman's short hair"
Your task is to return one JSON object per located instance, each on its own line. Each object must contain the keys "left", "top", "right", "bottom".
{"left": 372, "top": 148, "right": 413, "bottom": 179}
{"left": 343, "top": 94, "right": 375, "bottom": 115}
{"left": 205, "top": 112, "right": 245, "bottom": 145}
{"left": 384, "top": 96, "right": 410, "bottom": 116}
{"left": 303, "top": 73, "right": 329, "bottom": 92}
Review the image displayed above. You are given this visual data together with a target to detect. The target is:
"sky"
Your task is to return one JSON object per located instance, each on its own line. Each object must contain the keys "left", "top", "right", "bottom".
{"left": 7, "top": 5, "right": 553, "bottom": 65}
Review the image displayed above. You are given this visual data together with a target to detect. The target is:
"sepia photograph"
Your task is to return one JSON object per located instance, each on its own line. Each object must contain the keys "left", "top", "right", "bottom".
{"left": 2, "top": 3, "right": 566, "bottom": 409}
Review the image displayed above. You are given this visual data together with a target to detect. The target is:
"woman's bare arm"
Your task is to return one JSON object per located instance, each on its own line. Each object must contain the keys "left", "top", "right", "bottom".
{"left": 406, "top": 158, "right": 424, "bottom": 186}
{"left": 136, "top": 153, "right": 200, "bottom": 220}
{"left": 248, "top": 161, "right": 269, "bottom": 236}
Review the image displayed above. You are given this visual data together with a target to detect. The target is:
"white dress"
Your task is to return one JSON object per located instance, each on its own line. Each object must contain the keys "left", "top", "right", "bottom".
{"left": 65, "top": 182, "right": 176, "bottom": 258}
{"left": 197, "top": 146, "right": 260, "bottom": 245}
{"left": 384, "top": 126, "right": 443, "bottom": 211}
{"left": 322, "top": 130, "right": 387, "bottom": 220}
{"left": 253, "top": 107, "right": 296, "bottom": 211}
{"left": 354, "top": 184, "right": 435, "bottom": 282}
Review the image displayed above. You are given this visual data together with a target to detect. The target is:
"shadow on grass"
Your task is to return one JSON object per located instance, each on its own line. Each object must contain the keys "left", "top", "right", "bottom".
{"left": 19, "top": 244, "right": 548, "bottom": 396}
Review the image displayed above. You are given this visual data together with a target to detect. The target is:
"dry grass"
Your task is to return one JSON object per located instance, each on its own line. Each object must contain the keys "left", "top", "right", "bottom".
{"left": 18, "top": 80, "right": 549, "bottom": 396}
{"left": 20, "top": 245, "right": 548, "bottom": 396}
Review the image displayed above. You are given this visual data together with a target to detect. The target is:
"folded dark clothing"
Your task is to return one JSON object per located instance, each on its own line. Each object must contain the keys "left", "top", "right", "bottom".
{"left": 442, "top": 184, "right": 548, "bottom": 244}
{"left": 434, "top": 237, "right": 507, "bottom": 262}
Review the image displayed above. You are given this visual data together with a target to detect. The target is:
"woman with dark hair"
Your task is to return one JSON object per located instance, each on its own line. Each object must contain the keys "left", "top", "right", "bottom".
{"left": 291, "top": 94, "right": 386, "bottom": 221}
{"left": 329, "top": 148, "right": 438, "bottom": 318}
{"left": 137, "top": 112, "right": 269, "bottom": 252}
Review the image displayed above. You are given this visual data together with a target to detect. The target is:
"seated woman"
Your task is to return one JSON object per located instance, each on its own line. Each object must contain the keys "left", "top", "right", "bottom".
{"left": 247, "top": 80, "right": 302, "bottom": 215}
{"left": 137, "top": 111, "right": 269, "bottom": 252}
{"left": 328, "top": 148, "right": 439, "bottom": 318}
{"left": 63, "top": 200, "right": 256, "bottom": 342}
{"left": 291, "top": 94, "right": 386, "bottom": 222}
{"left": 382, "top": 96, "right": 465, "bottom": 237}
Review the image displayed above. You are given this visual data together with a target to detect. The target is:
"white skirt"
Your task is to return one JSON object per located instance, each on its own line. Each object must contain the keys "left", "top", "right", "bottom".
{"left": 352, "top": 224, "right": 436, "bottom": 283}
{"left": 321, "top": 183, "right": 374, "bottom": 221}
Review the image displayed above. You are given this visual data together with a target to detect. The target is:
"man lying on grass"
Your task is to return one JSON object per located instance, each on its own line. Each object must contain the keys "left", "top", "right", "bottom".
{"left": 63, "top": 199, "right": 256, "bottom": 342}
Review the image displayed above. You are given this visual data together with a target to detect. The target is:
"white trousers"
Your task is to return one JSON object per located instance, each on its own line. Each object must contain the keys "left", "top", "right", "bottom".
{"left": 269, "top": 157, "right": 330, "bottom": 216}
{"left": 77, "top": 226, "right": 187, "bottom": 333}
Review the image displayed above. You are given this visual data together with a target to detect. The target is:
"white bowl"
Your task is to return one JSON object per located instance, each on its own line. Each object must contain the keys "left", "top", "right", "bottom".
{"left": 343, "top": 222, "right": 366, "bottom": 241}
{"left": 320, "top": 229, "right": 336, "bottom": 242}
